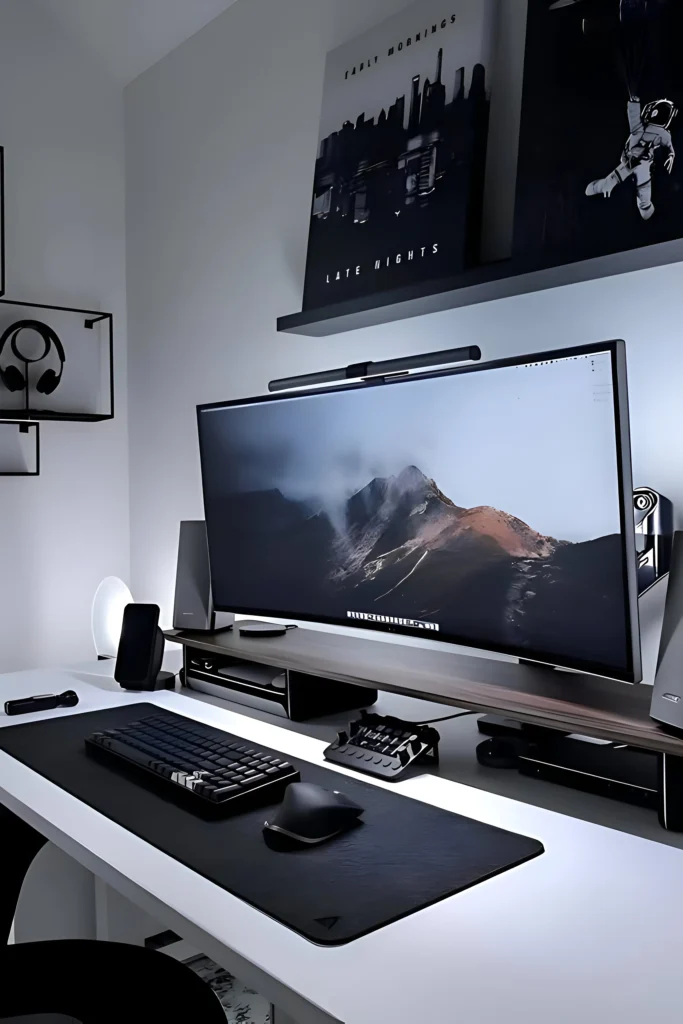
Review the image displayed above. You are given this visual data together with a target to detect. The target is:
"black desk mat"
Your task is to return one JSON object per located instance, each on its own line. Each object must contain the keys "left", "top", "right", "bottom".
{"left": 0, "top": 704, "right": 544, "bottom": 945}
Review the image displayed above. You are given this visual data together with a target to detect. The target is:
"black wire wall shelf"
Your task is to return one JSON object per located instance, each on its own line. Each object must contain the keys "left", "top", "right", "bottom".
{"left": 0, "top": 298, "right": 114, "bottom": 423}
{"left": 0, "top": 150, "right": 5, "bottom": 297}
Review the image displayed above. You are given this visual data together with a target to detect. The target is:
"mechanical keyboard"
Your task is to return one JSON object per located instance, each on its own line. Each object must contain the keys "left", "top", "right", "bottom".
{"left": 323, "top": 710, "right": 440, "bottom": 780}
{"left": 86, "top": 709, "right": 299, "bottom": 814}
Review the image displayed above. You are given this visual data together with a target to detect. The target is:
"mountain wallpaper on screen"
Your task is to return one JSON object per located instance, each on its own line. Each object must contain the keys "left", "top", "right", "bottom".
{"left": 212, "top": 464, "right": 627, "bottom": 669}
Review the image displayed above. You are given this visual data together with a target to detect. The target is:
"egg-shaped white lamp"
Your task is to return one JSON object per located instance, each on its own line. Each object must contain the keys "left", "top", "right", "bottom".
{"left": 91, "top": 576, "right": 133, "bottom": 658}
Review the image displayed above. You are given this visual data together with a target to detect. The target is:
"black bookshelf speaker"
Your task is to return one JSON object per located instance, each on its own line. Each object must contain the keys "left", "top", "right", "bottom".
{"left": 172, "top": 521, "right": 234, "bottom": 633}
{"left": 115, "top": 603, "right": 172, "bottom": 691}
{"left": 657, "top": 753, "right": 683, "bottom": 832}
{"left": 651, "top": 531, "right": 683, "bottom": 735}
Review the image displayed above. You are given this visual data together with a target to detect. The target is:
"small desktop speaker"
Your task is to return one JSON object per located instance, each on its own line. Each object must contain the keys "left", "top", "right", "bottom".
{"left": 115, "top": 603, "right": 174, "bottom": 691}
{"left": 173, "top": 521, "right": 234, "bottom": 634}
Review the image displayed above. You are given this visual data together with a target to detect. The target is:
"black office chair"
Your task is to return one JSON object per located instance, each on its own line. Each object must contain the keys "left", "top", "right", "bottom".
{"left": 0, "top": 806, "right": 226, "bottom": 1024}
{"left": 4, "top": 1017, "right": 79, "bottom": 1023}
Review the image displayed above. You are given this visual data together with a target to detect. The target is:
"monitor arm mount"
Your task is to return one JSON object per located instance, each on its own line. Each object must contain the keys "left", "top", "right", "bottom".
{"left": 634, "top": 487, "right": 673, "bottom": 597}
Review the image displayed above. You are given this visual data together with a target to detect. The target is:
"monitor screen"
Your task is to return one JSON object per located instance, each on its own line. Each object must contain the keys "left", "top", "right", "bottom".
{"left": 197, "top": 341, "right": 641, "bottom": 682}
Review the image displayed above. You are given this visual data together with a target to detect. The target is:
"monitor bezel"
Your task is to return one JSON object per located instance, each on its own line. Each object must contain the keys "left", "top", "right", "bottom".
{"left": 197, "top": 340, "right": 642, "bottom": 684}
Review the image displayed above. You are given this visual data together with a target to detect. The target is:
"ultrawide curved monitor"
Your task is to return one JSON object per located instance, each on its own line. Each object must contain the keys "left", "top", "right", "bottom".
{"left": 197, "top": 341, "right": 641, "bottom": 682}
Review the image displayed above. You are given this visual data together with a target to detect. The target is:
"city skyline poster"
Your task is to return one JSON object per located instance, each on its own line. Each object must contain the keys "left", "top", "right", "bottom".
{"left": 302, "top": 0, "right": 497, "bottom": 312}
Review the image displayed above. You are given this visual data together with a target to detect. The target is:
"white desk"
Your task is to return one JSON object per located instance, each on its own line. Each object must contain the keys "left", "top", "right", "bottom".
{"left": 1, "top": 661, "right": 683, "bottom": 1024}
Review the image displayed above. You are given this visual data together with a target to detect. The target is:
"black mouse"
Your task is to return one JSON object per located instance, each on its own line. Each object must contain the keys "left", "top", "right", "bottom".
{"left": 263, "top": 782, "right": 364, "bottom": 845}
{"left": 476, "top": 737, "right": 522, "bottom": 769}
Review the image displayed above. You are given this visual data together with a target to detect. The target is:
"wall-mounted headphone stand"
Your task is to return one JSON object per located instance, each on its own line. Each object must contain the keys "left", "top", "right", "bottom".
{"left": 0, "top": 299, "right": 114, "bottom": 424}
{"left": 0, "top": 300, "right": 114, "bottom": 475}
{"left": 0, "top": 299, "right": 113, "bottom": 475}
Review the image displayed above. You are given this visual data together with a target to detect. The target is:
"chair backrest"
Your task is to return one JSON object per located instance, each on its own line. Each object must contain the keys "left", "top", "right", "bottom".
{"left": 2, "top": 1016, "right": 81, "bottom": 1023}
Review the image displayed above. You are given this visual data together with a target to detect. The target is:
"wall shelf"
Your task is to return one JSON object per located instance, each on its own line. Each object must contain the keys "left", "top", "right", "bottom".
{"left": 0, "top": 298, "right": 113, "bottom": 421}
{"left": 6, "top": 410, "right": 109, "bottom": 423}
{"left": 277, "top": 237, "right": 683, "bottom": 337}
{"left": 0, "top": 420, "right": 39, "bottom": 476}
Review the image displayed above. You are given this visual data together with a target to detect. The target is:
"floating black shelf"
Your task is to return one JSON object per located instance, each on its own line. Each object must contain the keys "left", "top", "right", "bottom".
{"left": 278, "top": 236, "right": 683, "bottom": 337}
{"left": 0, "top": 420, "right": 39, "bottom": 476}
{"left": 0, "top": 298, "right": 113, "bottom": 422}
{"left": 6, "top": 410, "right": 109, "bottom": 423}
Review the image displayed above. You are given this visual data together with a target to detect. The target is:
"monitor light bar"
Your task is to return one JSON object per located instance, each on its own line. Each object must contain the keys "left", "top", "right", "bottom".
{"left": 268, "top": 345, "right": 482, "bottom": 393}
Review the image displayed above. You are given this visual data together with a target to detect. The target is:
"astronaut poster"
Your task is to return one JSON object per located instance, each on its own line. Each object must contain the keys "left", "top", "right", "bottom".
{"left": 302, "top": 0, "right": 496, "bottom": 312}
{"left": 514, "top": 0, "right": 683, "bottom": 265}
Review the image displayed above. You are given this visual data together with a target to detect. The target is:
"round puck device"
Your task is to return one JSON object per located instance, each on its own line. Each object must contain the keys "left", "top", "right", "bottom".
{"left": 238, "top": 621, "right": 291, "bottom": 638}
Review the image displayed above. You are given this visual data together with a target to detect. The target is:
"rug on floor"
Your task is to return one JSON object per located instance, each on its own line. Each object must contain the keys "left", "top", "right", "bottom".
{"left": 183, "top": 953, "right": 272, "bottom": 1023}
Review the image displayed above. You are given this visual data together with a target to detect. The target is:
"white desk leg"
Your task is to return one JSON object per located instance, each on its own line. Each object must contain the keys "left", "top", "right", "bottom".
{"left": 14, "top": 843, "right": 95, "bottom": 943}
{"left": 94, "top": 877, "right": 110, "bottom": 941}
{"left": 95, "top": 879, "right": 164, "bottom": 945}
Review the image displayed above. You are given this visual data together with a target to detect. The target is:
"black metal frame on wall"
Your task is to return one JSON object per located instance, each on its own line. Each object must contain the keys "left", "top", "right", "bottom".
{"left": 0, "top": 420, "right": 40, "bottom": 477}
{"left": 0, "top": 149, "right": 5, "bottom": 298}
{"left": 0, "top": 298, "right": 114, "bottom": 422}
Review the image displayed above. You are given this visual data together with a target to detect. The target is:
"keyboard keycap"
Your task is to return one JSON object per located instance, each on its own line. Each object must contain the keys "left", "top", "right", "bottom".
{"left": 239, "top": 773, "right": 267, "bottom": 787}
{"left": 211, "top": 784, "right": 241, "bottom": 798}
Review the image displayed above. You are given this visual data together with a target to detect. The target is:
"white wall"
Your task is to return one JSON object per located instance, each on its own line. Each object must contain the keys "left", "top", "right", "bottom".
{"left": 125, "top": 0, "right": 679, "bottom": 682}
{"left": 0, "top": 0, "right": 129, "bottom": 671}
{"left": 125, "top": 0, "right": 415, "bottom": 610}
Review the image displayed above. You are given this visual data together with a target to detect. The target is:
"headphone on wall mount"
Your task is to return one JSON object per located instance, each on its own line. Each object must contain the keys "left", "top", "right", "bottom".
{"left": 0, "top": 320, "right": 66, "bottom": 396}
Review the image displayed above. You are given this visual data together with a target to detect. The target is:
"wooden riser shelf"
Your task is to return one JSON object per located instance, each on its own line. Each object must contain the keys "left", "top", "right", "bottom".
{"left": 165, "top": 626, "right": 682, "bottom": 758}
